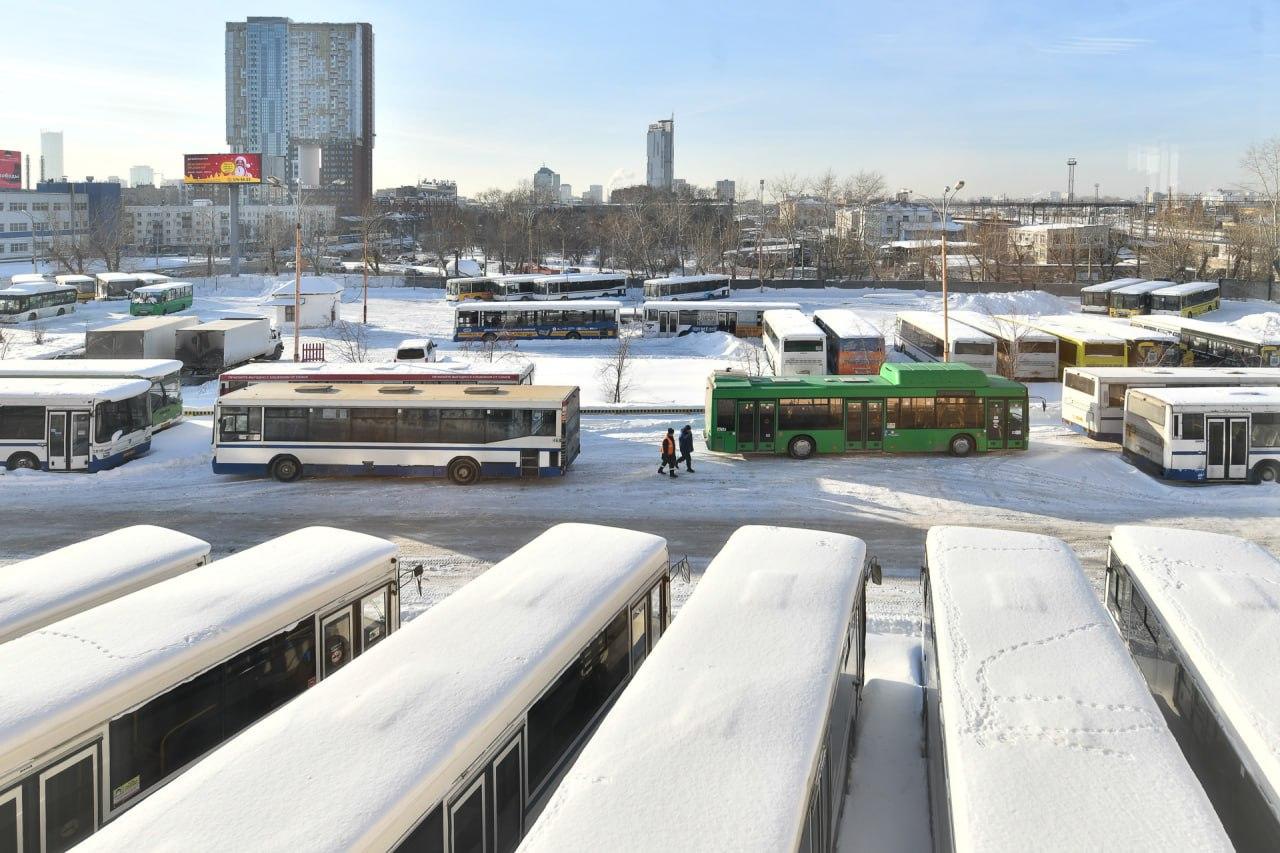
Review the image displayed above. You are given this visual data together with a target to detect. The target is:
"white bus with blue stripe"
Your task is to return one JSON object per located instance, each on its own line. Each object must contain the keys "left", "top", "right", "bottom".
{"left": 1122, "top": 385, "right": 1280, "bottom": 483}
{"left": 212, "top": 382, "right": 581, "bottom": 484}
{"left": 0, "top": 378, "right": 152, "bottom": 473}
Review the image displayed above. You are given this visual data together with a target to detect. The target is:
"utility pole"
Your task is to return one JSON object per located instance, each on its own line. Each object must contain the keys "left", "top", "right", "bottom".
{"left": 294, "top": 217, "right": 302, "bottom": 362}
{"left": 757, "top": 178, "right": 765, "bottom": 292}
{"left": 940, "top": 180, "right": 965, "bottom": 362}
{"left": 362, "top": 219, "right": 369, "bottom": 324}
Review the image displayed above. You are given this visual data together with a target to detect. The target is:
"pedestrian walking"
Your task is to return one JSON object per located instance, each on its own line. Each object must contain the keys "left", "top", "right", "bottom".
{"left": 677, "top": 424, "right": 696, "bottom": 473}
{"left": 658, "top": 428, "right": 678, "bottom": 478}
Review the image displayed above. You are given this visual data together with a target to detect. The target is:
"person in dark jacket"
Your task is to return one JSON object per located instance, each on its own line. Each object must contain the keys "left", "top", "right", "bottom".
{"left": 677, "top": 424, "right": 696, "bottom": 472}
{"left": 658, "top": 428, "right": 678, "bottom": 478}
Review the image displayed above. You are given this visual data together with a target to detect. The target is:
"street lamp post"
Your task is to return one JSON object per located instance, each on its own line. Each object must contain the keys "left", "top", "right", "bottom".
{"left": 939, "top": 180, "right": 965, "bottom": 362}
{"left": 268, "top": 176, "right": 304, "bottom": 362}
{"left": 19, "top": 210, "right": 37, "bottom": 273}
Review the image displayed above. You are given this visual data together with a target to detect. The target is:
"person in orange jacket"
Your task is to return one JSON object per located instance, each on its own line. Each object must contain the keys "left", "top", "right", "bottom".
{"left": 658, "top": 427, "right": 678, "bottom": 478}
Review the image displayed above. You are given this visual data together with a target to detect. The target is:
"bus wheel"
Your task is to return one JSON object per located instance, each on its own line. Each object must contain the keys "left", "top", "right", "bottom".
{"left": 949, "top": 434, "right": 975, "bottom": 457}
{"left": 483, "top": 332, "right": 498, "bottom": 343}
{"left": 6, "top": 453, "right": 38, "bottom": 472}
{"left": 56, "top": 308, "right": 66, "bottom": 316}
{"left": 270, "top": 455, "right": 302, "bottom": 482}
{"left": 787, "top": 435, "right": 816, "bottom": 459}
{"left": 566, "top": 331, "right": 582, "bottom": 340}
{"left": 1252, "top": 462, "right": 1279, "bottom": 485}
{"left": 448, "top": 457, "right": 480, "bottom": 485}
{"left": 27, "top": 312, "right": 36, "bottom": 322}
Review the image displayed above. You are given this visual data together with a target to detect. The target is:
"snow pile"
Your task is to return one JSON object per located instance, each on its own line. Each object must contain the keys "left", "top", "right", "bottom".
{"left": 951, "top": 289, "right": 1075, "bottom": 317}
{"left": 925, "top": 526, "right": 1229, "bottom": 851}
{"left": 1231, "top": 311, "right": 1280, "bottom": 340}
{"left": 524, "top": 526, "right": 867, "bottom": 853}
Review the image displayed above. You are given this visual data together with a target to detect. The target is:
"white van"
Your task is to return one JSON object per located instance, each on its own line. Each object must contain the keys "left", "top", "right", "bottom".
{"left": 394, "top": 338, "right": 438, "bottom": 363}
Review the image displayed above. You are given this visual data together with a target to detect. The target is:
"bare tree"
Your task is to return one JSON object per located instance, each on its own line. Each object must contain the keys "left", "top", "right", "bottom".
{"left": 29, "top": 322, "right": 48, "bottom": 346}
{"left": 1240, "top": 137, "right": 1280, "bottom": 280}
{"left": 597, "top": 334, "right": 635, "bottom": 403}
{"left": 0, "top": 330, "right": 10, "bottom": 359}
{"left": 332, "top": 320, "right": 370, "bottom": 362}
{"left": 735, "top": 340, "right": 769, "bottom": 376}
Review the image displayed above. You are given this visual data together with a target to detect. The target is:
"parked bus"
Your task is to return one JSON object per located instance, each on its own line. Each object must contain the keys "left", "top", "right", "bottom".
{"left": 1122, "top": 385, "right": 1280, "bottom": 483}
{"left": 454, "top": 302, "right": 620, "bottom": 341}
{"left": 7, "top": 274, "right": 48, "bottom": 286}
{"left": 947, "top": 310, "right": 1058, "bottom": 381}
{"left": 213, "top": 382, "right": 580, "bottom": 484}
{"left": 1079, "top": 277, "right": 1146, "bottom": 314}
{"left": 54, "top": 274, "right": 96, "bottom": 302}
{"left": 895, "top": 310, "right": 997, "bottom": 372}
{"left": 922, "top": 526, "right": 1230, "bottom": 852}
{"left": 82, "top": 524, "right": 669, "bottom": 853}
{"left": 217, "top": 360, "right": 534, "bottom": 395}
{"left": 0, "top": 527, "right": 398, "bottom": 851}
{"left": 641, "top": 273, "right": 731, "bottom": 301}
{"left": 531, "top": 272, "right": 628, "bottom": 300}
{"left": 763, "top": 308, "right": 827, "bottom": 376}
{"left": 1150, "top": 281, "right": 1221, "bottom": 316}
{"left": 0, "top": 526, "right": 210, "bottom": 645}
{"left": 0, "top": 378, "right": 151, "bottom": 472}
{"left": 1109, "top": 279, "right": 1173, "bottom": 317}
{"left": 128, "top": 282, "right": 193, "bottom": 316}
{"left": 0, "top": 359, "right": 185, "bottom": 430}
{"left": 1130, "top": 314, "right": 1280, "bottom": 367}
{"left": 643, "top": 300, "right": 799, "bottom": 337}
{"left": 706, "top": 362, "right": 1028, "bottom": 459}
{"left": 0, "top": 281, "right": 77, "bottom": 324}
{"left": 491, "top": 273, "right": 543, "bottom": 300}
{"left": 1107, "top": 526, "right": 1280, "bottom": 849}
{"left": 523, "top": 526, "right": 877, "bottom": 853}
{"left": 1060, "top": 366, "right": 1280, "bottom": 441}
{"left": 813, "top": 309, "right": 887, "bottom": 376}
{"left": 1060, "top": 312, "right": 1182, "bottom": 366}
{"left": 444, "top": 276, "right": 499, "bottom": 302}
{"left": 94, "top": 272, "right": 145, "bottom": 301}
{"left": 1020, "top": 315, "right": 1128, "bottom": 375}
{"left": 133, "top": 272, "right": 171, "bottom": 287}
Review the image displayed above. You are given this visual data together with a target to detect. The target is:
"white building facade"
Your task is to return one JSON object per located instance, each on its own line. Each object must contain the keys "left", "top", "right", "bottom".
{"left": 0, "top": 189, "right": 87, "bottom": 262}
{"left": 124, "top": 202, "right": 336, "bottom": 251}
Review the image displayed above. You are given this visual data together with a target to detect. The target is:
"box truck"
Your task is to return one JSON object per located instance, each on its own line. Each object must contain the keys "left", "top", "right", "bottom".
{"left": 176, "top": 318, "right": 283, "bottom": 373}
{"left": 85, "top": 316, "right": 200, "bottom": 360}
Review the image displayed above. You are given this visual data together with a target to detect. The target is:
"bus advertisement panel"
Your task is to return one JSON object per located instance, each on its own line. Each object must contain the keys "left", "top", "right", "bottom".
{"left": 183, "top": 153, "right": 262, "bottom": 184}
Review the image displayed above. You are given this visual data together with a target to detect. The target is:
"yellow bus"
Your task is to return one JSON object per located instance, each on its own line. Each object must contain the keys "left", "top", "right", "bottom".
{"left": 1015, "top": 316, "right": 1127, "bottom": 376}
{"left": 1149, "top": 281, "right": 1221, "bottom": 317}
{"left": 1108, "top": 279, "right": 1171, "bottom": 317}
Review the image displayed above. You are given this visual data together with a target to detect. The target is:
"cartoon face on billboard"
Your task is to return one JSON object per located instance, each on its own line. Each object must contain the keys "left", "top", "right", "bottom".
{"left": 184, "top": 153, "right": 262, "bottom": 184}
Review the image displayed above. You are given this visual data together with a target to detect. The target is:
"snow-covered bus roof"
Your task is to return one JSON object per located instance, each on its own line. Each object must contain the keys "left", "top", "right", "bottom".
{"left": 220, "top": 381, "right": 576, "bottom": 407}
{"left": 0, "top": 377, "right": 151, "bottom": 404}
{"left": 82, "top": 524, "right": 668, "bottom": 852}
{"left": 925, "top": 526, "right": 1230, "bottom": 851}
{"left": 0, "top": 281, "right": 75, "bottom": 296}
{"left": 1129, "top": 385, "right": 1280, "bottom": 408}
{"left": 94, "top": 272, "right": 144, "bottom": 283}
{"left": 0, "top": 527, "right": 397, "bottom": 780}
{"left": 0, "top": 359, "right": 182, "bottom": 380}
{"left": 1130, "top": 314, "right": 1280, "bottom": 346}
{"left": 947, "top": 310, "right": 1055, "bottom": 343}
{"left": 532, "top": 272, "right": 628, "bottom": 283}
{"left": 452, "top": 299, "right": 623, "bottom": 312}
{"left": 1110, "top": 526, "right": 1280, "bottom": 817}
{"left": 643, "top": 300, "right": 800, "bottom": 312}
{"left": 53, "top": 274, "right": 95, "bottom": 284}
{"left": 1150, "top": 281, "right": 1220, "bottom": 297}
{"left": 218, "top": 360, "right": 532, "bottom": 383}
{"left": 8, "top": 274, "right": 49, "bottom": 285}
{"left": 1063, "top": 365, "right": 1280, "bottom": 383}
{"left": 1080, "top": 277, "right": 1146, "bottom": 293}
{"left": 132, "top": 272, "right": 171, "bottom": 284}
{"left": 522, "top": 526, "right": 867, "bottom": 853}
{"left": 0, "top": 526, "right": 210, "bottom": 645}
{"left": 641, "top": 273, "right": 730, "bottom": 285}
{"left": 896, "top": 310, "right": 994, "bottom": 344}
{"left": 763, "top": 308, "right": 825, "bottom": 339}
{"left": 1017, "top": 315, "right": 1124, "bottom": 344}
{"left": 1112, "top": 279, "right": 1175, "bottom": 296}
{"left": 1043, "top": 313, "right": 1178, "bottom": 343}
{"left": 813, "top": 308, "right": 884, "bottom": 340}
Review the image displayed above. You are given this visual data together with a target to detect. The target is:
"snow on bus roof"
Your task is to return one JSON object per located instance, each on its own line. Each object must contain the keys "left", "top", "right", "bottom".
{"left": 947, "top": 310, "right": 1054, "bottom": 342}
{"left": 94, "top": 272, "right": 142, "bottom": 282}
{"left": 219, "top": 360, "right": 529, "bottom": 379}
{"left": 220, "top": 382, "right": 576, "bottom": 405}
{"left": 452, "top": 299, "right": 623, "bottom": 312}
{"left": 1130, "top": 385, "right": 1280, "bottom": 407}
{"left": 0, "top": 377, "right": 151, "bottom": 402}
{"left": 522, "top": 526, "right": 866, "bottom": 853}
{"left": 1015, "top": 314, "right": 1123, "bottom": 344}
{"left": 53, "top": 274, "right": 94, "bottom": 283}
{"left": 1043, "top": 313, "right": 1178, "bottom": 343}
{"left": 0, "top": 359, "right": 182, "bottom": 379}
{"left": 643, "top": 300, "right": 800, "bottom": 311}
{"left": 1110, "top": 526, "right": 1280, "bottom": 812}
{"left": 641, "top": 273, "right": 730, "bottom": 285}
{"left": 1131, "top": 314, "right": 1280, "bottom": 345}
{"left": 0, "top": 527, "right": 397, "bottom": 779}
{"left": 0, "top": 526, "right": 210, "bottom": 645}
{"left": 1112, "top": 279, "right": 1174, "bottom": 295}
{"left": 82, "top": 524, "right": 668, "bottom": 853}
{"left": 8, "top": 274, "right": 48, "bottom": 285}
{"left": 896, "top": 309, "right": 994, "bottom": 343}
{"left": 763, "top": 307, "right": 824, "bottom": 338}
{"left": 1063, "top": 365, "right": 1280, "bottom": 381}
{"left": 1080, "top": 277, "right": 1146, "bottom": 293}
{"left": 813, "top": 308, "right": 884, "bottom": 340}
{"left": 0, "top": 281, "right": 75, "bottom": 296}
{"left": 532, "top": 272, "right": 628, "bottom": 283}
{"left": 1150, "top": 281, "right": 1219, "bottom": 297}
{"left": 925, "top": 527, "right": 1230, "bottom": 851}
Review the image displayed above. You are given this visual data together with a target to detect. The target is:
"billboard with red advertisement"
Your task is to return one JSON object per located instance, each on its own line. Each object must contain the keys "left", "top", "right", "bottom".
{"left": 183, "top": 153, "right": 262, "bottom": 184}
{"left": 0, "top": 151, "right": 20, "bottom": 190}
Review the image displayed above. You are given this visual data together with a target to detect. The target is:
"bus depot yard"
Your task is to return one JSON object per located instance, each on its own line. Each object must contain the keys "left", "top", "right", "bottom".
{"left": 2, "top": 277, "right": 1280, "bottom": 849}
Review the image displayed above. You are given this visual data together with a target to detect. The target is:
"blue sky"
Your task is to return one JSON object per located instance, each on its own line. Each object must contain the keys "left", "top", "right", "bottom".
{"left": 4, "top": 0, "right": 1278, "bottom": 198}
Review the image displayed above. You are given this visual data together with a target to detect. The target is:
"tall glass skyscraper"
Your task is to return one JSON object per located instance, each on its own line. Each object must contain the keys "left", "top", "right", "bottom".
{"left": 646, "top": 119, "right": 673, "bottom": 191}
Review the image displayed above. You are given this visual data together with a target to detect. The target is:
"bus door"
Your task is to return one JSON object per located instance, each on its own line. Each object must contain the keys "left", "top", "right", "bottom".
{"left": 757, "top": 402, "right": 776, "bottom": 451}
{"left": 47, "top": 411, "right": 91, "bottom": 471}
{"left": 1206, "top": 417, "right": 1249, "bottom": 480}
{"left": 845, "top": 400, "right": 864, "bottom": 450}
{"left": 659, "top": 311, "right": 677, "bottom": 334}
{"left": 986, "top": 399, "right": 1007, "bottom": 449}
{"left": 716, "top": 311, "right": 735, "bottom": 334}
{"left": 736, "top": 401, "right": 757, "bottom": 451}
{"left": 735, "top": 401, "right": 776, "bottom": 452}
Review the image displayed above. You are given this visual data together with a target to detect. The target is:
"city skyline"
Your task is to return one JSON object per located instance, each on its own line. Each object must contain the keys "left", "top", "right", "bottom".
{"left": 4, "top": 1, "right": 1279, "bottom": 199}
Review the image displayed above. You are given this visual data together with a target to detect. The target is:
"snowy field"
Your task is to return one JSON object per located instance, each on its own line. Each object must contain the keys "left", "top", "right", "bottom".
{"left": 2, "top": 278, "right": 1279, "bottom": 849}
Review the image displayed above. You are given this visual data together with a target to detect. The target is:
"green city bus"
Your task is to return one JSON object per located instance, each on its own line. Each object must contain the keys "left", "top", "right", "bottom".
{"left": 705, "top": 362, "right": 1029, "bottom": 458}
{"left": 130, "top": 282, "right": 194, "bottom": 316}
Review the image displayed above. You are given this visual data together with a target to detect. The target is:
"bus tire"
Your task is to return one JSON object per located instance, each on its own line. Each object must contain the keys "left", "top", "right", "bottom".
{"left": 483, "top": 332, "right": 498, "bottom": 343}
{"left": 448, "top": 457, "right": 480, "bottom": 485}
{"left": 566, "top": 331, "right": 582, "bottom": 340}
{"left": 56, "top": 308, "right": 66, "bottom": 316}
{"left": 1252, "top": 462, "right": 1279, "bottom": 485}
{"left": 27, "top": 312, "right": 36, "bottom": 322}
{"left": 949, "top": 434, "right": 975, "bottom": 457}
{"left": 6, "top": 452, "right": 38, "bottom": 472}
{"left": 788, "top": 435, "right": 816, "bottom": 460}
{"left": 270, "top": 455, "right": 302, "bottom": 482}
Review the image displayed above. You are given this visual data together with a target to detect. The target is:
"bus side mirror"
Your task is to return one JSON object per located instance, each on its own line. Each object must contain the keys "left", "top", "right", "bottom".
{"left": 869, "top": 557, "right": 883, "bottom": 585}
